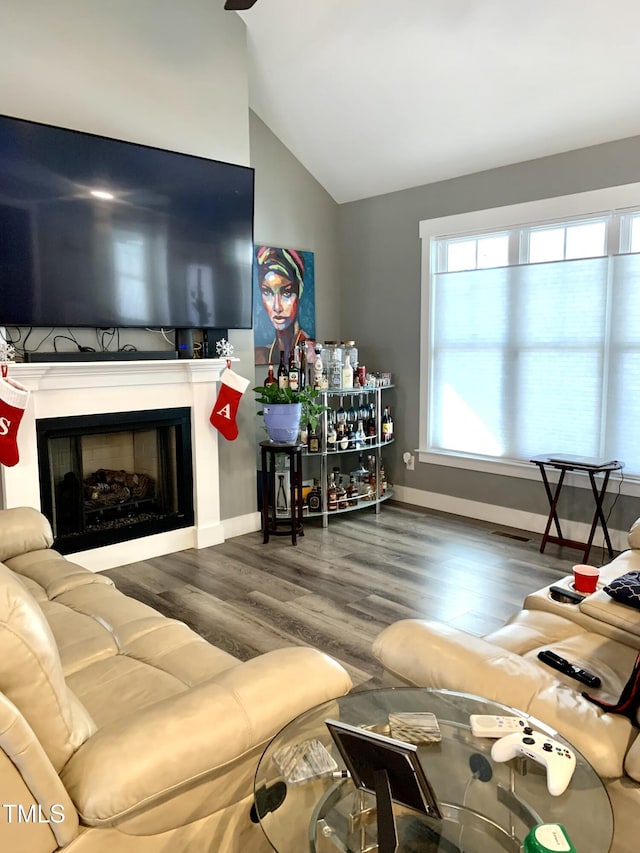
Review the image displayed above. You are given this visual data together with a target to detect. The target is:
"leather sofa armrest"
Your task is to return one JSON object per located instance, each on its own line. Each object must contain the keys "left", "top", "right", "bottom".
{"left": 0, "top": 508, "right": 53, "bottom": 563}
{"left": 373, "top": 619, "right": 635, "bottom": 779}
{"left": 627, "top": 517, "right": 640, "bottom": 550}
{"left": 60, "top": 646, "right": 351, "bottom": 828}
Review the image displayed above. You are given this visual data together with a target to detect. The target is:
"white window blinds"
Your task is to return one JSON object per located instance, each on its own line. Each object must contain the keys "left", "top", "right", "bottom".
{"left": 428, "top": 210, "right": 640, "bottom": 475}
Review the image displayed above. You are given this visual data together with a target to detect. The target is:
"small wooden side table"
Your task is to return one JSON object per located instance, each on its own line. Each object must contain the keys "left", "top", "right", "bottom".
{"left": 530, "top": 454, "right": 624, "bottom": 563}
{"left": 260, "top": 441, "right": 305, "bottom": 545}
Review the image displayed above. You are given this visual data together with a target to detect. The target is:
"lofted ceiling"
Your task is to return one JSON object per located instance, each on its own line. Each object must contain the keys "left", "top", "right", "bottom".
{"left": 238, "top": 0, "right": 640, "bottom": 204}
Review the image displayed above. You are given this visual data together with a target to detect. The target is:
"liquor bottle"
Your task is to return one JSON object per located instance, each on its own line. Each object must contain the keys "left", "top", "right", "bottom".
{"left": 313, "top": 343, "right": 323, "bottom": 389}
{"left": 336, "top": 476, "right": 348, "bottom": 510}
{"left": 339, "top": 425, "right": 349, "bottom": 451}
{"left": 277, "top": 350, "right": 289, "bottom": 390}
{"left": 347, "top": 422, "right": 356, "bottom": 450}
{"left": 308, "top": 479, "right": 322, "bottom": 513}
{"left": 367, "top": 403, "right": 377, "bottom": 440}
{"left": 380, "top": 465, "right": 388, "bottom": 496}
{"left": 347, "top": 475, "right": 358, "bottom": 506}
{"left": 326, "top": 410, "right": 337, "bottom": 451}
{"left": 307, "top": 422, "right": 320, "bottom": 453}
{"left": 341, "top": 354, "right": 353, "bottom": 390}
{"left": 264, "top": 363, "right": 276, "bottom": 387}
{"left": 288, "top": 347, "right": 299, "bottom": 392}
{"left": 299, "top": 343, "right": 307, "bottom": 389}
{"left": 382, "top": 406, "right": 394, "bottom": 441}
{"left": 355, "top": 419, "right": 366, "bottom": 448}
{"left": 327, "top": 473, "right": 338, "bottom": 511}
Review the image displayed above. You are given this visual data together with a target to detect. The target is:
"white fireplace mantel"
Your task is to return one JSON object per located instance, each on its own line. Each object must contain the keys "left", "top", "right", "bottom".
{"left": 0, "top": 358, "right": 230, "bottom": 571}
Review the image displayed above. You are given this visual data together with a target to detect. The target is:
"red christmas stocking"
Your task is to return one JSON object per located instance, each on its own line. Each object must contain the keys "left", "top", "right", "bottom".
{"left": 209, "top": 367, "right": 250, "bottom": 441}
{"left": 0, "top": 374, "right": 30, "bottom": 467}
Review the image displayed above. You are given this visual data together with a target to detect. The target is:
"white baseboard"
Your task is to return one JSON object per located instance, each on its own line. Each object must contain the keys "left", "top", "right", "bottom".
{"left": 392, "top": 485, "right": 628, "bottom": 556}
{"left": 222, "top": 511, "right": 262, "bottom": 540}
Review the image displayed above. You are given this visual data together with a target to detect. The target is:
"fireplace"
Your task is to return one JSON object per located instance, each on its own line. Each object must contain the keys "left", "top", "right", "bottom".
{"left": 37, "top": 408, "right": 194, "bottom": 554}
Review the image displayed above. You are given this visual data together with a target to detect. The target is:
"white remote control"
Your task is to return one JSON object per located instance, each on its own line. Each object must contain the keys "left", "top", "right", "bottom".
{"left": 469, "top": 714, "right": 528, "bottom": 738}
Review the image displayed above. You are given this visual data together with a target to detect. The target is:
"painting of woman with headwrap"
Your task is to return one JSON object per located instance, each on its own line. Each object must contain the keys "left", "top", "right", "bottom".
{"left": 253, "top": 245, "right": 316, "bottom": 366}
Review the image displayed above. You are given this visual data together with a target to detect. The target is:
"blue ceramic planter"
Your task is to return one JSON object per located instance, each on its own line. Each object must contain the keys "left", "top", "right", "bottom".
{"left": 262, "top": 403, "right": 302, "bottom": 443}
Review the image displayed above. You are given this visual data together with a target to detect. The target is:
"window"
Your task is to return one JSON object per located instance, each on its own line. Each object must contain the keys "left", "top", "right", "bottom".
{"left": 419, "top": 184, "right": 640, "bottom": 479}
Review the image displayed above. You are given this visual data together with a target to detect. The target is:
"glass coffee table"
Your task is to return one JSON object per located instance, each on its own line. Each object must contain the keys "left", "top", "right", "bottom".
{"left": 254, "top": 688, "right": 613, "bottom": 853}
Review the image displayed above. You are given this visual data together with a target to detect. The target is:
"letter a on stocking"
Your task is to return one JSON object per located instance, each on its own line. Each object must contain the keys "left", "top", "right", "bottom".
{"left": 210, "top": 367, "right": 250, "bottom": 441}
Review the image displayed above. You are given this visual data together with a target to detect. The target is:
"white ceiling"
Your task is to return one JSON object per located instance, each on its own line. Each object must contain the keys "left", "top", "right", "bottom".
{"left": 239, "top": 0, "right": 640, "bottom": 204}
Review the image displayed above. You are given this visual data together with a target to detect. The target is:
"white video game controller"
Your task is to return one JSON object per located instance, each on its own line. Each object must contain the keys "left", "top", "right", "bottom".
{"left": 490, "top": 730, "right": 576, "bottom": 796}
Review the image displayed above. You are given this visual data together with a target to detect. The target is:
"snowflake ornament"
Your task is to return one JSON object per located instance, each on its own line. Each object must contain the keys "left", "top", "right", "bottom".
{"left": 215, "top": 338, "right": 234, "bottom": 358}
{"left": 0, "top": 341, "right": 15, "bottom": 364}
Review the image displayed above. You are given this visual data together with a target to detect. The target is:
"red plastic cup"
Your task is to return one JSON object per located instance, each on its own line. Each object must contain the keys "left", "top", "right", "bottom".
{"left": 357, "top": 366, "right": 366, "bottom": 386}
{"left": 573, "top": 564, "right": 600, "bottom": 594}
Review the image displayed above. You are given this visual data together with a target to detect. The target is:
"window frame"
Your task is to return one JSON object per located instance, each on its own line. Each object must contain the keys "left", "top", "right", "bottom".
{"left": 418, "top": 181, "right": 640, "bottom": 495}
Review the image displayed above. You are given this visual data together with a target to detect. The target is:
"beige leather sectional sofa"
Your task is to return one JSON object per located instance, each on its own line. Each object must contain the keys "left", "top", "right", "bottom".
{"left": 0, "top": 507, "right": 352, "bottom": 853}
{"left": 373, "top": 520, "right": 640, "bottom": 853}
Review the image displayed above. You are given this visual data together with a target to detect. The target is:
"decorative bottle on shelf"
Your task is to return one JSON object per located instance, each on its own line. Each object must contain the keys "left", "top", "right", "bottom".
{"left": 355, "top": 419, "right": 366, "bottom": 448}
{"left": 327, "top": 473, "right": 338, "bottom": 511}
{"left": 277, "top": 350, "right": 289, "bottom": 390}
{"left": 313, "top": 343, "right": 323, "bottom": 389}
{"left": 347, "top": 475, "right": 358, "bottom": 506}
{"left": 341, "top": 354, "right": 353, "bottom": 390}
{"left": 336, "top": 476, "right": 348, "bottom": 510}
{"left": 288, "top": 347, "right": 299, "bottom": 392}
{"left": 382, "top": 406, "right": 393, "bottom": 441}
{"left": 327, "top": 410, "right": 337, "bottom": 451}
{"left": 380, "top": 465, "right": 387, "bottom": 496}
{"left": 367, "top": 403, "right": 377, "bottom": 441}
{"left": 264, "top": 364, "right": 276, "bottom": 387}
{"left": 308, "top": 479, "right": 322, "bottom": 513}
{"left": 299, "top": 343, "right": 307, "bottom": 389}
{"left": 307, "top": 422, "right": 320, "bottom": 453}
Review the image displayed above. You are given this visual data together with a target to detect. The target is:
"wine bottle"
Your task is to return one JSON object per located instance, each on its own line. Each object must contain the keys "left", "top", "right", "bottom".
{"left": 299, "top": 343, "right": 307, "bottom": 388}
{"left": 277, "top": 350, "right": 289, "bottom": 390}
{"left": 367, "top": 402, "right": 376, "bottom": 440}
{"left": 288, "top": 347, "right": 299, "bottom": 392}
{"left": 382, "top": 406, "right": 393, "bottom": 441}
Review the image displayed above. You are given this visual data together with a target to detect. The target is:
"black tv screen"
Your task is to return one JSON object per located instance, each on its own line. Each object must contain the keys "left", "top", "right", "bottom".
{"left": 0, "top": 114, "right": 254, "bottom": 329}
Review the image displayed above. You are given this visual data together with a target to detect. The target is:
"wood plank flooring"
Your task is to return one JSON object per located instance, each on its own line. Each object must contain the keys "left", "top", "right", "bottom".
{"left": 103, "top": 503, "right": 601, "bottom": 691}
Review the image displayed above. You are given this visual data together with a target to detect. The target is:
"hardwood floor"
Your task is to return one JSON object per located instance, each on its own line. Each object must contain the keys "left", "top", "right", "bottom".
{"left": 103, "top": 503, "right": 597, "bottom": 691}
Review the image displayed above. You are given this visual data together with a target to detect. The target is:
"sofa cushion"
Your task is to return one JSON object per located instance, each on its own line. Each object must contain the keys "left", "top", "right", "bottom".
{"left": 0, "top": 563, "right": 95, "bottom": 771}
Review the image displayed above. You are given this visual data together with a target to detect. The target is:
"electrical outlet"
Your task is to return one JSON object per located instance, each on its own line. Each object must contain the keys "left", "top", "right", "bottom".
{"left": 403, "top": 452, "right": 415, "bottom": 471}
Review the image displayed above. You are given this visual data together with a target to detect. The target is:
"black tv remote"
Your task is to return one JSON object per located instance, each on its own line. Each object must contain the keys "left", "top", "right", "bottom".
{"left": 537, "top": 650, "right": 602, "bottom": 689}
{"left": 549, "top": 585, "right": 586, "bottom": 604}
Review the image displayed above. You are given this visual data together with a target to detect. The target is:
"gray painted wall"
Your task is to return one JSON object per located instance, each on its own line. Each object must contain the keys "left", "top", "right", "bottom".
{"left": 0, "top": 1, "right": 342, "bottom": 524}
{"left": 338, "top": 137, "right": 640, "bottom": 535}
{"left": 223, "top": 113, "right": 341, "bottom": 520}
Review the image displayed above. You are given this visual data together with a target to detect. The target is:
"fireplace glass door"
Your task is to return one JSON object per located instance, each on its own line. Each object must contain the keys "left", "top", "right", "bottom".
{"left": 37, "top": 408, "right": 193, "bottom": 553}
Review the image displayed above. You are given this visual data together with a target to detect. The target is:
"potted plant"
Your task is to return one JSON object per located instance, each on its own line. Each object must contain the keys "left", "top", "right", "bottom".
{"left": 254, "top": 383, "right": 328, "bottom": 443}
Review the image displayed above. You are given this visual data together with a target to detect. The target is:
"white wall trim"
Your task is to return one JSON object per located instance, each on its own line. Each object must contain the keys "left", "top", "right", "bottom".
{"left": 393, "top": 485, "right": 629, "bottom": 555}
{"left": 223, "top": 511, "right": 262, "bottom": 540}
{"left": 418, "top": 181, "right": 640, "bottom": 466}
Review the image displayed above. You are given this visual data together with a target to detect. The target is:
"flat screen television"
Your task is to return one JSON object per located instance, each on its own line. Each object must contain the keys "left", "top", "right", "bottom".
{"left": 0, "top": 114, "right": 254, "bottom": 329}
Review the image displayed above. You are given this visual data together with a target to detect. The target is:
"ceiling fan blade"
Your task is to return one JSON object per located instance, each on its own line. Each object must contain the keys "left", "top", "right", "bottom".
{"left": 224, "top": 0, "right": 258, "bottom": 9}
